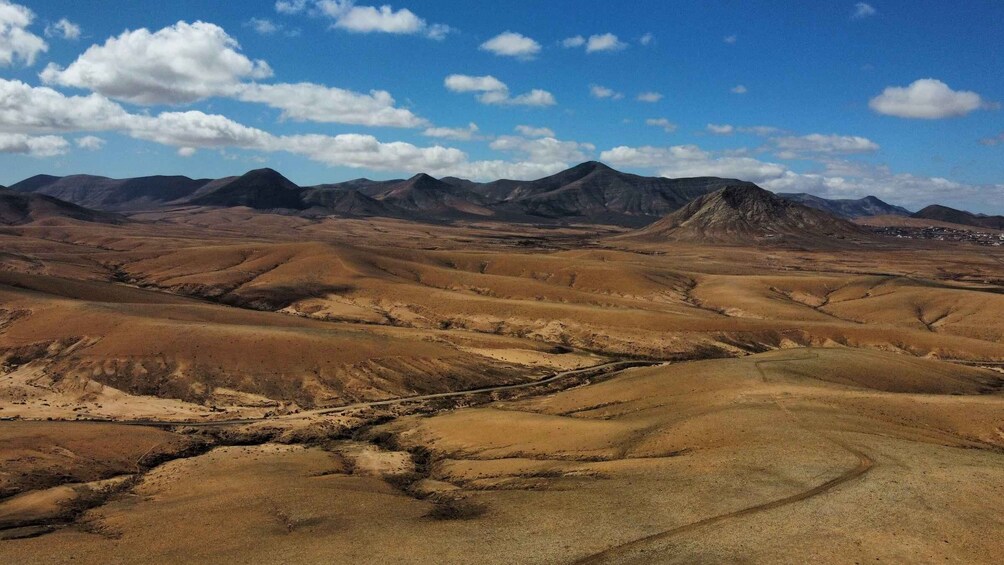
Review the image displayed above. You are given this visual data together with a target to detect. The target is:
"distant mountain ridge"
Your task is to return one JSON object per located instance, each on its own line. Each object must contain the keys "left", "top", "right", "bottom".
{"left": 0, "top": 188, "right": 125, "bottom": 225}
{"left": 777, "top": 193, "right": 911, "bottom": 218}
{"left": 911, "top": 205, "right": 1004, "bottom": 230}
{"left": 8, "top": 162, "right": 919, "bottom": 227}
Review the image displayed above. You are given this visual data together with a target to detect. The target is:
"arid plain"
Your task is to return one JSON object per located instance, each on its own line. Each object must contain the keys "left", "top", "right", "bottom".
{"left": 1, "top": 194, "right": 1003, "bottom": 563}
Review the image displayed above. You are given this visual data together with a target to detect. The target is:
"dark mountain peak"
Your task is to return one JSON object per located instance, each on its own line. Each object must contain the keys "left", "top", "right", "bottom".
{"left": 237, "top": 168, "right": 299, "bottom": 189}
{"left": 912, "top": 204, "right": 1004, "bottom": 230}
{"left": 10, "top": 174, "right": 63, "bottom": 192}
{"left": 623, "top": 184, "right": 870, "bottom": 246}
{"left": 189, "top": 168, "right": 303, "bottom": 209}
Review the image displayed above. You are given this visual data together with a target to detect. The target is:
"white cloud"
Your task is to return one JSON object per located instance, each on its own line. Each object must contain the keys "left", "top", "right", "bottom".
{"left": 44, "top": 18, "right": 80, "bottom": 40}
{"left": 246, "top": 17, "right": 279, "bottom": 35}
{"left": 561, "top": 35, "right": 584, "bottom": 48}
{"left": 645, "top": 118, "right": 677, "bottom": 133}
{"left": 177, "top": 146, "right": 197, "bottom": 157}
{"left": 490, "top": 135, "right": 594, "bottom": 165}
{"left": 40, "top": 21, "right": 273, "bottom": 105}
{"left": 773, "top": 133, "right": 879, "bottom": 157}
{"left": 0, "top": 79, "right": 131, "bottom": 133}
{"left": 0, "top": 132, "right": 68, "bottom": 157}
{"left": 128, "top": 111, "right": 274, "bottom": 149}
{"left": 639, "top": 33, "right": 654, "bottom": 46}
{"left": 731, "top": 84, "right": 748, "bottom": 94}
{"left": 723, "top": 35, "right": 737, "bottom": 44}
{"left": 334, "top": 5, "right": 423, "bottom": 34}
{"left": 275, "top": 0, "right": 307, "bottom": 14}
{"left": 515, "top": 125, "right": 554, "bottom": 137}
{"left": 444, "top": 74, "right": 507, "bottom": 93}
{"left": 590, "top": 84, "right": 623, "bottom": 100}
{"left": 277, "top": 132, "right": 466, "bottom": 170}
{"left": 852, "top": 3, "right": 877, "bottom": 19}
{"left": 480, "top": 31, "right": 540, "bottom": 59}
{"left": 506, "top": 89, "right": 556, "bottom": 107}
{"left": 586, "top": 33, "right": 626, "bottom": 53}
{"left": 0, "top": 1, "right": 47, "bottom": 66}
{"left": 423, "top": 122, "right": 479, "bottom": 140}
{"left": 707, "top": 124, "right": 735, "bottom": 135}
{"left": 869, "top": 78, "right": 986, "bottom": 119}
{"left": 762, "top": 166, "right": 1004, "bottom": 212}
{"left": 236, "top": 82, "right": 427, "bottom": 127}
{"left": 600, "top": 144, "right": 787, "bottom": 183}
{"left": 637, "top": 91, "right": 663, "bottom": 103}
{"left": 75, "top": 135, "right": 105, "bottom": 150}
{"left": 444, "top": 74, "right": 555, "bottom": 107}
{"left": 434, "top": 133, "right": 595, "bottom": 180}
{"left": 281, "top": 1, "right": 449, "bottom": 40}
{"left": 0, "top": 78, "right": 480, "bottom": 174}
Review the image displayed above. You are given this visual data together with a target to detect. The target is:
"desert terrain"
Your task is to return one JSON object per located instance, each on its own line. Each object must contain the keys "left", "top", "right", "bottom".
{"left": 1, "top": 169, "right": 1003, "bottom": 563}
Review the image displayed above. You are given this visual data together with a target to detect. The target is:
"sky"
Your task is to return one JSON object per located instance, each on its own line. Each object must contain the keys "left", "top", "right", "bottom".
{"left": 0, "top": 0, "right": 1002, "bottom": 212}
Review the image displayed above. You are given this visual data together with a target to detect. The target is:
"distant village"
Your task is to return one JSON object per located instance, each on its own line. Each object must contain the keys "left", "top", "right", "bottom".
{"left": 869, "top": 225, "right": 1004, "bottom": 246}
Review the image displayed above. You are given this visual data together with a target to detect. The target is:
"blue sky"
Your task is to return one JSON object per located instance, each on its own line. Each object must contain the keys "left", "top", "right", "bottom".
{"left": 0, "top": 0, "right": 1002, "bottom": 211}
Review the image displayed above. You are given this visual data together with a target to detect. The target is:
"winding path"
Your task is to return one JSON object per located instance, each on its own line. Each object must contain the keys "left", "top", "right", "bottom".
{"left": 573, "top": 352, "right": 875, "bottom": 565}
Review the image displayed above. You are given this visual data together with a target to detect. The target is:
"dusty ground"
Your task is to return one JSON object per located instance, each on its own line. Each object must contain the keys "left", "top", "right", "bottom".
{"left": 1, "top": 209, "right": 1003, "bottom": 562}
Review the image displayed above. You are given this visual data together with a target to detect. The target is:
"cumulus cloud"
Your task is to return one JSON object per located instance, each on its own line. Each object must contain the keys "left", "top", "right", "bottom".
{"left": 590, "top": 84, "right": 622, "bottom": 100}
{"left": 0, "top": 132, "right": 68, "bottom": 157}
{"left": 562, "top": 33, "right": 626, "bottom": 53}
{"left": 639, "top": 33, "right": 654, "bottom": 46}
{"left": 444, "top": 74, "right": 555, "bottom": 107}
{"left": 869, "top": 78, "right": 987, "bottom": 119}
{"left": 561, "top": 35, "right": 584, "bottom": 48}
{"left": 515, "top": 125, "right": 554, "bottom": 138}
{"left": 177, "top": 146, "right": 196, "bottom": 157}
{"left": 278, "top": 132, "right": 466, "bottom": 170}
{"left": 0, "top": 78, "right": 463, "bottom": 171}
{"left": 600, "top": 144, "right": 786, "bottom": 183}
{"left": 236, "top": 82, "right": 427, "bottom": 127}
{"left": 246, "top": 17, "right": 279, "bottom": 35}
{"left": 762, "top": 165, "right": 1004, "bottom": 212}
{"left": 0, "top": 1, "right": 47, "bottom": 66}
{"left": 40, "top": 21, "right": 273, "bottom": 105}
{"left": 0, "top": 79, "right": 131, "bottom": 132}
{"left": 423, "top": 122, "right": 479, "bottom": 140}
{"left": 434, "top": 133, "right": 595, "bottom": 180}
{"left": 645, "top": 118, "right": 677, "bottom": 133}
{"left": 275, "top": 0, "right": 307, "bottom": 14}
{"left": 723, "top": 35, "right": 737, "bottom": 44}
{"left": 731, "top": 84, "right": 748, "bottom": 94}
{"left": 44, "top": 18, "right": 80, "bottom": 40}
{"left": 75, "top": 135, "right": 105, "bottom": 150}
{"left": 708, "top": 124, "right": 782, "bottom": 137}
{"left": 279, "top": 1, "right": 449, "bottom": 39}
{"left": 773, "top": 133, "right": 879, "bottom": 158}
{"left": 480, "top": 31, "right": 540, "bottom": 59}
{"left": 586, "top": 33, "right": 626, "bottom": 53}
{"left": 443, "top": 74, "right": 506, "bottom": 93}
{"left": 637, "top": 91, "right": 663, "bottom": 103}
{"left": 707, "top": 124, "right": 735, "bottom": 135}
{"left": 490, "top": 134, "right": 594, "bottom": 164}
{"left": 852, "top": 3, "right": 877, "bottom": 19}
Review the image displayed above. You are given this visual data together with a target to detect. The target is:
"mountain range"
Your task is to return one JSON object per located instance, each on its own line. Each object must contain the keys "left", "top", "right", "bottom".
{"left": 7, "top": 162, "right": 880, "bottom": 227}
{"left": 14, "top": 162, "right": 997, "bottom": 234}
